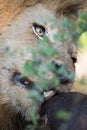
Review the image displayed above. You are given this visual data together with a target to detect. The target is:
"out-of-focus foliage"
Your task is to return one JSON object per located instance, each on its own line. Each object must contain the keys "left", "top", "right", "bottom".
{"left": 57, "top": 110, "right": 71, "bottom": 120}
{"left": 23, "top": 37, "right": 59, "bottom": 92}
{"left": 78, "top": 11, "right": 87, "bottom": 49}
{"left": 79, "top": 32, "right": 87, "bottom": 50}
{"left": 22, "top": 11, "right": 87, "bottom": 129}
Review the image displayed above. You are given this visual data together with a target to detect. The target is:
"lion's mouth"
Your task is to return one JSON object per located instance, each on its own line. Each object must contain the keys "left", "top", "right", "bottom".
{"left": 12, "top": 70, "right": 72, "bottom": 91}
{"left": 12, "top": 72, "right": 55, "bottom": 99}
{"left": 12, "top": 71, "right": 74, "bottom": 100}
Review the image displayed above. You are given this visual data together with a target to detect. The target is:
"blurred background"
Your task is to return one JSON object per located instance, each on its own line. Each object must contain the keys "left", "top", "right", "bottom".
{"left": 75, "top": 32, "right": 87, "bottom": 93}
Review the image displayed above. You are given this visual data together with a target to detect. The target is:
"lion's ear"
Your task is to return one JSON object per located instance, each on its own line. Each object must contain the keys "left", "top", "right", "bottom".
{"left": 56, "top": 0, "right": 87, "bottom": 17}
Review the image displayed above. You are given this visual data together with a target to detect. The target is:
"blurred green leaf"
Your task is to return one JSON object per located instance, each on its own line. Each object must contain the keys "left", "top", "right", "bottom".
{"left": 57, "top": 110, "right": 71, "bottom": 120}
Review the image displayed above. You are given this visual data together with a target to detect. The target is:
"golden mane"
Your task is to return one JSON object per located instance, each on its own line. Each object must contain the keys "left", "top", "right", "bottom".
{"left": 56, "top": 0, "right": 87, "bottom": 16}
{"left": 0, "top": 0, "right": 87, "bottom": 31}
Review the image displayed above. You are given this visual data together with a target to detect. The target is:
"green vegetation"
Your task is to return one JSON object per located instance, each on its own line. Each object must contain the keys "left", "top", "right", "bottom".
{"left": 22, "top": 12, "right": 87, "bottom": 129}
{"left": 57, "top": 110, "right": 71, "bottom": 120}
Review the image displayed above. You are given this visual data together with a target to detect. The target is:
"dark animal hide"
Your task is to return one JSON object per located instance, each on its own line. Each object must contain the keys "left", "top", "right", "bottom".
{"left": 40, "top": 92, "right": 87, "bottom": 130}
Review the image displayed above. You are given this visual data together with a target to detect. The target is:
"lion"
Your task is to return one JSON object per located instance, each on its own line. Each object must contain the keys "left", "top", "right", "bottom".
{"left": 0, "top": 0, "right": 87, "bottom": 130}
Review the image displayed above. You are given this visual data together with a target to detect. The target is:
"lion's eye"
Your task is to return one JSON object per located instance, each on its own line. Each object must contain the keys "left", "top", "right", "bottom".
{"left": 32, "top": 23, "right": 45, "bottom": 39}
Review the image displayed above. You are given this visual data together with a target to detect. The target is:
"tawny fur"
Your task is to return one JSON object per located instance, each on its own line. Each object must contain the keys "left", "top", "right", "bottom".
{"left": 0, "top": 0, "right": 87, "bottom": 130}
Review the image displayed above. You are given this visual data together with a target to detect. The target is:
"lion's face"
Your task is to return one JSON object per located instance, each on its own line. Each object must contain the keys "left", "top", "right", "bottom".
{"left": 0, "top": 3, "right": 77, "bottom": 116}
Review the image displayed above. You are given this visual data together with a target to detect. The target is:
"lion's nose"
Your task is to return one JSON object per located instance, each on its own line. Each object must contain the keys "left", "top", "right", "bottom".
{"left": 51, "top": 61, "right": 69, "bottom": 83}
